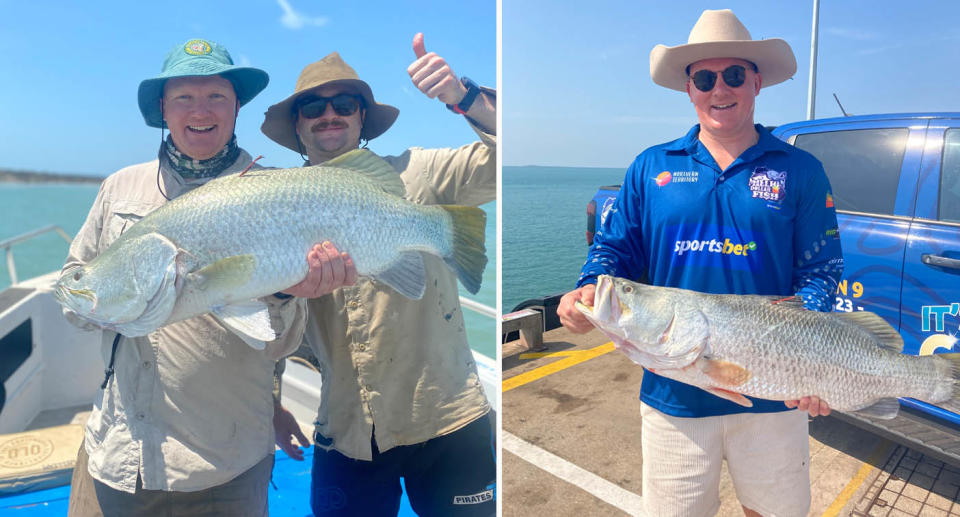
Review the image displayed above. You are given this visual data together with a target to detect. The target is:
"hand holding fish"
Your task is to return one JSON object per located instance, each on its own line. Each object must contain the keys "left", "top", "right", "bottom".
{"left": 785, "top": 396, "right": 831, "bottom": 417}
{"left": 281, "top": 241, "right": 357, "bottom": 298}
{"left": 408, "top": 33, "right": 465, "bottom": 105}
{"left": 558, "top": 284, "right": 598, "bottom": 334}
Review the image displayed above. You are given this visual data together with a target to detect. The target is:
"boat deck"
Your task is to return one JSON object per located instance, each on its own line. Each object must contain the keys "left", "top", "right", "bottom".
{"left": 502, "top": 326, "right": 960, "bottom": 516}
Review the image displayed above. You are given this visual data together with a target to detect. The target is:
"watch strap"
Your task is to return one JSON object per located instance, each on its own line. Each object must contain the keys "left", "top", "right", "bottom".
{"left": 446, "top": 77, "right": 481, "bottom": 115}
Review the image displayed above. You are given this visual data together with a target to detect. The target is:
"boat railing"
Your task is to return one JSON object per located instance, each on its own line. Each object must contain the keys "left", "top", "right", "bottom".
{"left": 459, "top": 296, "right": 496, "bottom": 319}
{"left": 1, "top": 225, "right": 72, "bottom": 285}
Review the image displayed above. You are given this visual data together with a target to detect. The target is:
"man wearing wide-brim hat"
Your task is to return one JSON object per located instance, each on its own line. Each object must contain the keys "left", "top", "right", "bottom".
{"left": 558, "top": 9, "right": 843, "bottom": 516}
{"left": 264, "top": 33, "right": 496, "bottom": 516}
{"left": 63, "top": 38, "right": 321, "bottom": 517}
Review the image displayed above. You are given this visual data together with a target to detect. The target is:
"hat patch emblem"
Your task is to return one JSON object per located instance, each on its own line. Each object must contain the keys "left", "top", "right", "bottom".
{"left": 184, "top": 40, "right": 212, "bottom": 56}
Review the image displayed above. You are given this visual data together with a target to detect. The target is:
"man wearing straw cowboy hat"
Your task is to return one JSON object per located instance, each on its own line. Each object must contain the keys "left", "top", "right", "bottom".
{"left": 63, "top": 38, "right": 346, "bottom": 516}
{"left": 558, "top": 9, "right": 844, "bottom": 516}
{"left": 264, "top": 33, "right": 495, "bottom": 516}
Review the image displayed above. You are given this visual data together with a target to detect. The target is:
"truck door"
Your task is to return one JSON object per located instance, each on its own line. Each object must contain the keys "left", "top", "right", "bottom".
{"left": 902, "top": 122, "right": 960, "bottom": 357}
{"left": 779, "top": 119, "right": 924, "bottom": 331}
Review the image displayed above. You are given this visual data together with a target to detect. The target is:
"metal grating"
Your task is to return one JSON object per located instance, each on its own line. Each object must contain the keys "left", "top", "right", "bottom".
{"left": 852, "top": 445, "right": 960, "bottom": 516}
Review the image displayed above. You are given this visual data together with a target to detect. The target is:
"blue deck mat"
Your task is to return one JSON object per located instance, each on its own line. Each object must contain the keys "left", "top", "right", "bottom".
{"left": 0, "top": 448, "right": 417, "bottom": 516}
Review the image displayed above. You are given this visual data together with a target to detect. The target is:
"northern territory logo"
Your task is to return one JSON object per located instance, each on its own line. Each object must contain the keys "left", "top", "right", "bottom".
{"left": 654, "top": 170, "right": 698, "bottom": 187}
{"left": 748, "top": 167, "right": 787, "bottom": 202}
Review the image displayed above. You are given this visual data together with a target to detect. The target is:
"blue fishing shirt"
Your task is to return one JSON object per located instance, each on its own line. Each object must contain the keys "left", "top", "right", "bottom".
{"left": 577, "top": 124, "right": 844, "bottom": 417}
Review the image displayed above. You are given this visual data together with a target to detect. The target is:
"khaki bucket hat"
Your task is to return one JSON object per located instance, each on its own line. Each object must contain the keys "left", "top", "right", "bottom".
{"left": 261, "top": 52, "right": 399, "bottom": 152}
{"left": 650, "top": 9, "right": 797, "bottom": 92}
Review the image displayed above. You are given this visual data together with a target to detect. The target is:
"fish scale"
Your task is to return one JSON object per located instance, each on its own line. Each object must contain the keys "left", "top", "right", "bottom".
{"left": 577, "top": 275, "right": 960, "bottom": 418}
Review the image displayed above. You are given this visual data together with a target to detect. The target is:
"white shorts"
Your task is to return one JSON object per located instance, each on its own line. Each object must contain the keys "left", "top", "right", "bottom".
{"left": 640, "top": 403, "right": 810, "bottom": 517}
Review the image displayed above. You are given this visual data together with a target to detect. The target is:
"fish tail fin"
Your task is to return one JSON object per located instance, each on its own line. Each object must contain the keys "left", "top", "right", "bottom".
{"left": 439, "top": 205, "right": 487, "bottom": 294}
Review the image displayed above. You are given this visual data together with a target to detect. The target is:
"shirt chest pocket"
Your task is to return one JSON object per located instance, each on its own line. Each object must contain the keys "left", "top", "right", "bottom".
{"left": 101, "top": 200, "right": 157, "bottom": 251}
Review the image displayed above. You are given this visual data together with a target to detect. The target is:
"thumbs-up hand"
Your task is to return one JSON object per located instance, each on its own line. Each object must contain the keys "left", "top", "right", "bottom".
{"left": 407, "top": 33, "right": 467, "bottom": 105}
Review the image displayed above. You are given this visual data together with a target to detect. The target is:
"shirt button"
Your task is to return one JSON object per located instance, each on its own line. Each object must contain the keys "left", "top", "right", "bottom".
{"left": 136, "top": 413, "right": 145, "bottom": 421}
{"left": 348, "top": 301, "right": 359, "bottom": 309}
{"left": 357, "top": 343, "right": 366, "bottom": 352}
{"left": 142, "top": 361, "right": 151, "bottom": 369}
{"left": 718, "top": 177, "right": 725, "bottom": 182}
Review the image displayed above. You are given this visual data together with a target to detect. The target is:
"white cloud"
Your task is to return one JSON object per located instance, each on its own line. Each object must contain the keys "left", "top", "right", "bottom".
{"left": 277, "top": 0, "right": 328, "bottom": 29}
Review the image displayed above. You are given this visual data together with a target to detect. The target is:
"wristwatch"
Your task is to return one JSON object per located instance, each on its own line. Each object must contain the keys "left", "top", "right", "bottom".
{"left": 446, "top": 77, "right": 481, "bottom": 115}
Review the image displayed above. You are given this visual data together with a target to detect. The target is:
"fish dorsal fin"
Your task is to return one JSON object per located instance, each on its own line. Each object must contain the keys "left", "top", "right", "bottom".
{"left": 212, "top": 299, "right": 276, "bottom": 350}
{"left": 322, "top": 149, "right": 405, "bottom": 197}
{"left": 374, "top": 251, "right": 426, "bottom": 300}
{"left": 834, "top": 312, "right": 904, "bottom": 353}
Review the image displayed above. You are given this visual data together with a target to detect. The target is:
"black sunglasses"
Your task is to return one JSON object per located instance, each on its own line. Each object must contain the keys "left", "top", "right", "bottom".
{"left": 689, "top": 65, "right": 749, "bottom": 92}
{"left": 294, "top": 94, "right": 364, "bottom": 119}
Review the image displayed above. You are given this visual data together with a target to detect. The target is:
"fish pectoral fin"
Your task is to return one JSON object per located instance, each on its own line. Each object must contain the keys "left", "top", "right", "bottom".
{"left": 850, "top": 398, "right": 901, "bottom": 420}
{"left": 188, "top": 255, "right": 257, "bottom": 292}
{"left": 374, "top": 252, "right": 426, "bottom": 300}
{"left": 212, "top": 300, "right": 276, "bottom": 350}
{"left": 322, "top": 149, "right": 406, "bottom": 197}
{"left": 704, "top": 387, "right": 754, "bottom": 407}
{"left": 701, "top": 358, "right": 752, "bottom": 387}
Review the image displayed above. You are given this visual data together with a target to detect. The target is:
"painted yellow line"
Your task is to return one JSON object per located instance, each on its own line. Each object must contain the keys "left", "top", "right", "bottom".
{"left": 820, "top": 440, "right": 894, "bottom": 516}
{"left": 518, "top": 351, "right": 580, "bottom": 360}
{"left": 503, "top": 342, "right": 616, "bottom": 393}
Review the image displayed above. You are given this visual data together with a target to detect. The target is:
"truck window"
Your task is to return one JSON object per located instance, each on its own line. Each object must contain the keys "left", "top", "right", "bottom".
{"left": 793, "top": 128, "right": 908, "bottom": 216}
{"left": 940, "top": 129, "right": 960, "bottom": 223}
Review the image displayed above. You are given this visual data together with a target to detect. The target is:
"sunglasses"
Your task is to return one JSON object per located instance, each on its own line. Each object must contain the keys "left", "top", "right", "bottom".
{"left": 295, "top": 94, "right": 364, "bottom": 119}
{"left": 689, "top": 65, "right": 749, "bottom": 92}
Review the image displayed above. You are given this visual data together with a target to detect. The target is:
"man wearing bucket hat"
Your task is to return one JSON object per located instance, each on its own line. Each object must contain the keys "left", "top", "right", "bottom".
{"left": 557, "top": 9, "right": 844, "bottom": 516}
{"left": 264, "top": 33, "right": 496, "bottom": 516}
{"left": 63, "top": 38, "right": 345, "bottom": 517}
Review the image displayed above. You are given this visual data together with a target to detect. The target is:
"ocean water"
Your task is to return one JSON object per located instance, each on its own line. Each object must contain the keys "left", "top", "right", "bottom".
{"left": 502, "top": 165, "right": 626, "bottom": 311}
{"left": 0, "top": 184, "right": 496, "bottom": 359}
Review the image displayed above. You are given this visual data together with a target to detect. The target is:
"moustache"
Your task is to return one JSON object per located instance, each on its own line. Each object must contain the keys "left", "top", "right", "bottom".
{"left": 311, "top": 119, "right": 349, "bottom": 132}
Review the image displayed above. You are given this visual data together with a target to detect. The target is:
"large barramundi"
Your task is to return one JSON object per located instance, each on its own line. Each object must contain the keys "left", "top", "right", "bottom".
{"left": 575, "top": 275, "right": 960, "bottom": 419}
{"left": 55, "top": 149, "right": 486, "bottom": 348}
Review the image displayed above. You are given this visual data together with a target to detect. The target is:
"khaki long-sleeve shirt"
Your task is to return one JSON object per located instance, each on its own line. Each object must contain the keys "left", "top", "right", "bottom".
{"left": 62, "top": 150, "right": 307, "bottom": 493}
{"left": 305, "top": 123, "right": 495, "bottom": 460}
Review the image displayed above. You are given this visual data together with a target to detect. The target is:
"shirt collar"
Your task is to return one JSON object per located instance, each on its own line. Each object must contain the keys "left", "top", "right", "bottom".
{"left": 664, "top": 124, "right": 791, "bottom": 160}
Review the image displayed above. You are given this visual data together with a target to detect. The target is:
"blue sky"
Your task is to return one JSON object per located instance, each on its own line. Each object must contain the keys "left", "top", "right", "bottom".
{"left": 0, "top": 1, "right": 495, "bottom": 175}
{"left": 504, "top": 1, "right": 960, "bottom": 167}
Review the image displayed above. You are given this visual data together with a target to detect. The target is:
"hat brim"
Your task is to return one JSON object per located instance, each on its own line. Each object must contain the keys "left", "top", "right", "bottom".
{"left": 260, "top": 78, "right": 399, "bottom": 153}
{"left": 138, "top": 64, "right": 269, "bottom": 128}
{"left": 650, "top": 38, "right": 796, "bottom": 91}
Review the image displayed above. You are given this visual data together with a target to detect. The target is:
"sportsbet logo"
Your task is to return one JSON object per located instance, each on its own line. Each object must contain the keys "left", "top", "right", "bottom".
{"left": 674, "top": 238, "right": 757, "bottom": 256}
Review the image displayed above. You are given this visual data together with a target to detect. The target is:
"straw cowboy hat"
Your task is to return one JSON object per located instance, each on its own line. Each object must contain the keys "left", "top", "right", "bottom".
{"left": 138, "top": 38, "right": 269, "bottom": 128}
{"left": 650, "top": 9, "right": 797, "bottom": 92}
{"left": 261, "top": 52, "right": 399, "bottom": 152}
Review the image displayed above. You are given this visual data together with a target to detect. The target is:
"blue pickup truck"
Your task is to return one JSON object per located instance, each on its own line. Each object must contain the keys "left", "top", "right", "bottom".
{"left": 584, "top": 113, "right": 960, "bottom": 464}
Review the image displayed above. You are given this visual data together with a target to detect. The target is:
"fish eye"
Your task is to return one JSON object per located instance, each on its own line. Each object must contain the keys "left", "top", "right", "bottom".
{"left": 73, "top": 271, "right": 83, "bottom": 281}
{"left": 623, "top": 285, "right": 633, "bottom": 293}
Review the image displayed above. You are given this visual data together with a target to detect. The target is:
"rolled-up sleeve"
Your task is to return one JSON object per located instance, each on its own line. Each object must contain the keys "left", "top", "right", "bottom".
{"left": 395, "top": 120, "right": 496, "bottom": 207}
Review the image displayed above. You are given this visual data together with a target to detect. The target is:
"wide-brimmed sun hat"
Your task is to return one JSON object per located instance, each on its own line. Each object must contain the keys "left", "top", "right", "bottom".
{"left": 261, "top": 52, "right": 399, "bottom": 152}
{"left": 138, "top": 38, "right": 269, "bottom": 128}
{"left": 650, "top": 9, "right": 796, "bottom": 92}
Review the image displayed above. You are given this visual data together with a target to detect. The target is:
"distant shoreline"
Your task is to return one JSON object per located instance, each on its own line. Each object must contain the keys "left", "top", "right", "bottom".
{"left": 0, "top": 170, "right": 104, "bottom": 185}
